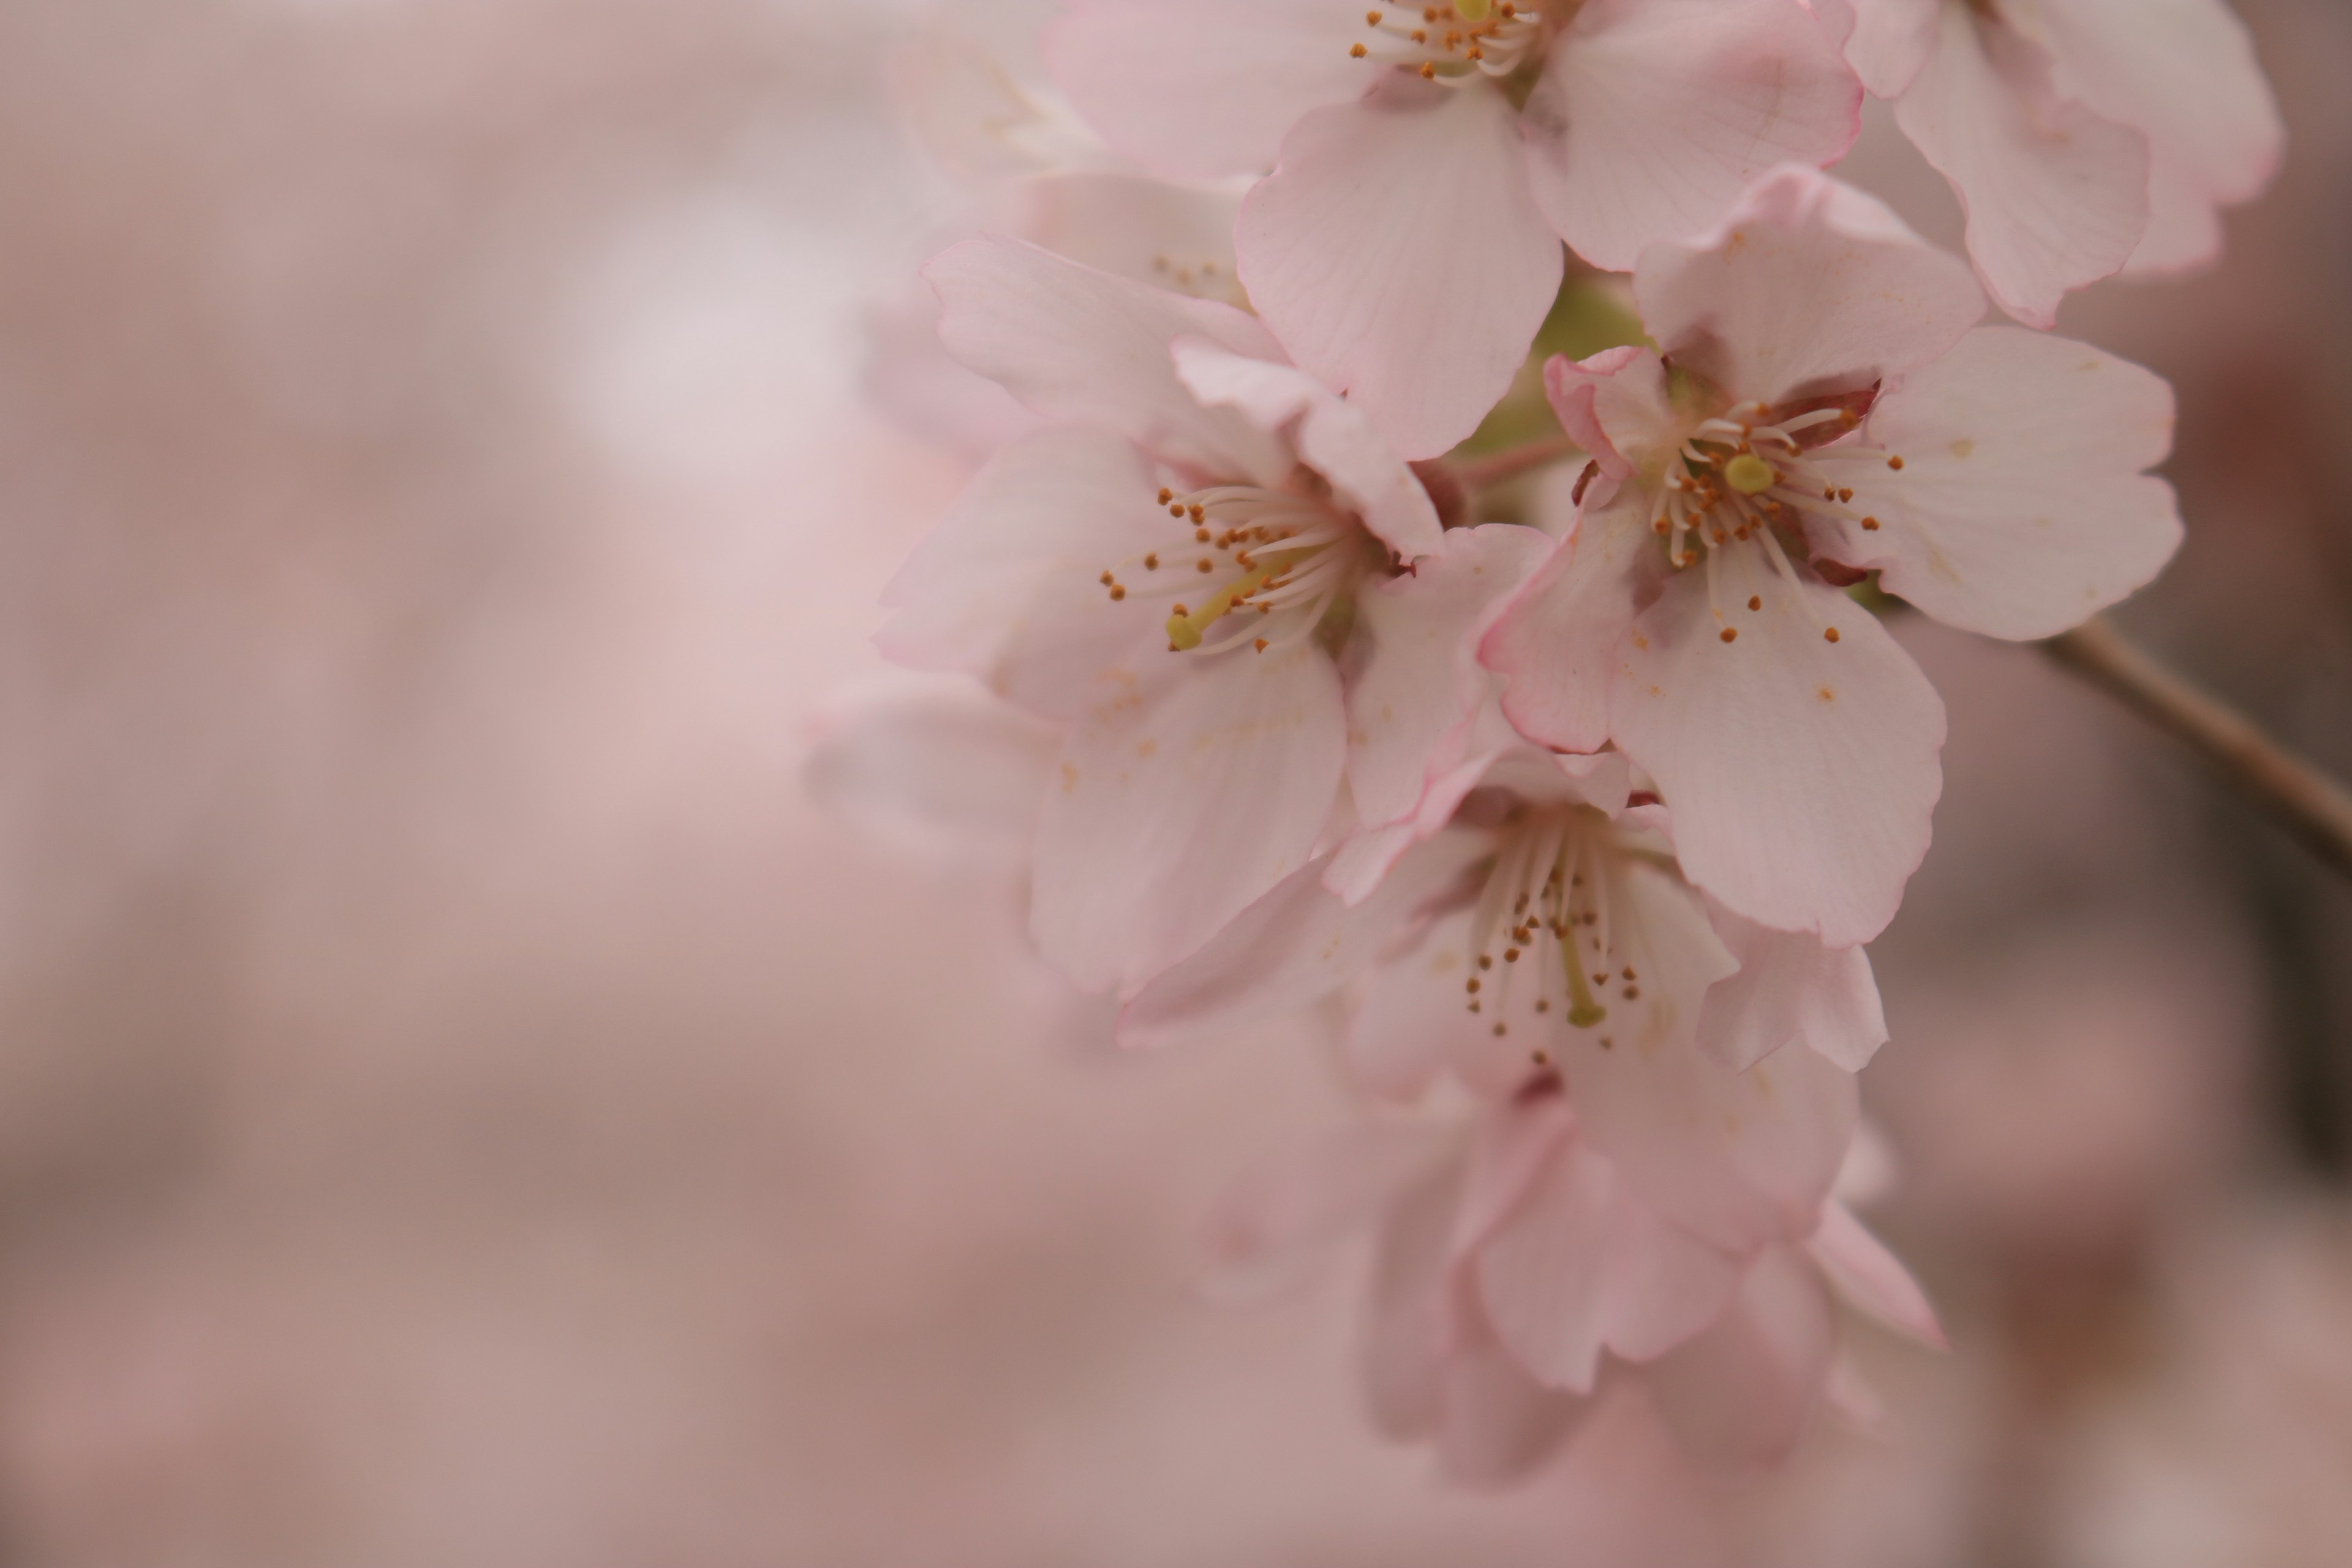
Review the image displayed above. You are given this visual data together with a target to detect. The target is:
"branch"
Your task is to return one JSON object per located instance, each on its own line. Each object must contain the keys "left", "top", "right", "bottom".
{"left": 1449, "top": 434, "right": 1583, "bottom": 492}
{"left": 2043, "top": 616, "right": 2352, "bottom": 883}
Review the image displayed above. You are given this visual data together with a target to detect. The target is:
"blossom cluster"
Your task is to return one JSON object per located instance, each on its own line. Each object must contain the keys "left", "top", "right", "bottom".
{"left": 827, "top": 0, "right": 2279, "bottom": 1490}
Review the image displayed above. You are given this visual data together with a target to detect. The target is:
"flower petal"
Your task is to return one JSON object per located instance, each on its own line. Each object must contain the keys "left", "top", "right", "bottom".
{"left": 1542, "top": 345, "right": 1678, "bottom": 483}
{"left": 1612, "top": 547, "right": 1945, "bottom": 947}
{"left": 1807, "top": 1202, "right": 1947, "bottom": 1348}
{"left": 1117, "top": 834, "right": 1483, "bottom": 1048}
{"left": 1477, "top": 1140, "right": 1744, "bottom": 1393}
{"left": 877, "top": 424, "right": 1172, "bottom": 718}
{"left": 1808, "top": 327, "right": 2182, "bottom": 641}
{"left": 1813, "top": 0, "right": 1943, "bottom": 98}
{"left": 1697, "top": 900, "right": 1889, "bottom": 1073}
{"left": 2035, "top": 0, "right": 2283, "bottom": 276}
{"left": 1483, "top": 490, "right": 1657, "bottom": 755}
{"left": 926, "top": 238, "right": 1291, "bottom": 481}
{"left": 1551, "top": 861, "right": 1859, "bottom": 1251}
{"left": 1348, "top": 524, "right": 1554, "bottom": 831}
{"left": 1169, "top": 339, "right": 1444, "bottom": 560}
{"left": 1031, "top": 638, "right": 1348, "bottom": 994}
{"left": 1235, "top": 77, "right": 1563, "bottom": 461}
{"left": 1044, "top": 0, "right": 1370, "bottom": 179}
{"left": 1646, "top": 1242, "right": 1835, "bottom": 1470}
{"left": 1521, "top": 0, "right": 1863, "bottom": 273}
{"left": 1634, "top": 165, "right": 1986, "bottom": 409}
{"left": 1891, "top": 6, "right": 2148, "bottom": 328}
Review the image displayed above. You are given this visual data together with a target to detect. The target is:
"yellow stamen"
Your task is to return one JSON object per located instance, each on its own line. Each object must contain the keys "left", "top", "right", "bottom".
{"left": 1165, "top": 560, "right": 1280, "bottom": 650}
{"left": 1455, "top": 0, "right": 1491, "bottom": 18}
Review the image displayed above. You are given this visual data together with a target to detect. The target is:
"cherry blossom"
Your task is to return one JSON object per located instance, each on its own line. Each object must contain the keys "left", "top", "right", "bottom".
{"left": 1124, "top": 745, "right": 1879, "bottom": 1253}
{"left": 1205, "top": 1084, "right": 1942, "bottom": 1483}
{"left": 1815, "top": 0, "right": 2282, "bottom": 325}
{"left": 1042, "top": 0, "right": 1863, "bottom": 458}
{"left": 1483, "top": 166, "right": 2182, "bottom": 944}
{"left": 878, "top": 237, "right": 1549, "bottom": 995}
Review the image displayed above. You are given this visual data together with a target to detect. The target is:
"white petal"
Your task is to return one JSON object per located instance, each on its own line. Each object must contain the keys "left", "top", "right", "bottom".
{"left": 1235, "top": 78, "right": 1563, "bottom": 461}
{"left": 927, "top": 238, "right": 1291, "bottom": 481}
{"left": 1611, "top": 546, "right": 1945, "bottom": 948}
{"left": 1031, "top": 638, "right": 1348, "bottom": 994}
{"left": 1809, "top": 327, "right": 2182, "bottom": 641}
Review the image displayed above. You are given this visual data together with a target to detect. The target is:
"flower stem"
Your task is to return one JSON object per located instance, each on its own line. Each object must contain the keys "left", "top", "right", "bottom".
{"left": 2043, "top": 616, "right": 2352, "bottom": 883}
{"left": 1449, "top": 434, "right": 1583, "bottom": 492}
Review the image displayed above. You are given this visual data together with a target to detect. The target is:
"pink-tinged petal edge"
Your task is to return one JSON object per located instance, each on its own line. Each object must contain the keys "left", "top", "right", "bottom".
{"left": 1236, "top": 77, "right": 1563, "bottom": 461}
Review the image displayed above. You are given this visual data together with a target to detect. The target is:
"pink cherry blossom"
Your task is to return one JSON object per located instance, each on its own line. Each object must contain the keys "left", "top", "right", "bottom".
{"left": 1483, "top": 166, "right": 2182, "bottom": 944}
{"left": 1124, "top": 745, "right": 1879, "bottom": 1253}
{"left": 1043, "top": 0, "right": 1863, "bottom": 458}
{"left": 1207, "top": 1085, "right": 1940, "bottom": 1484}
{"left": 1815, "top": 0, "right": 2282, "bottom": 325}
{"left": 878, "top": 237, "right": 1548, "bottom": 995}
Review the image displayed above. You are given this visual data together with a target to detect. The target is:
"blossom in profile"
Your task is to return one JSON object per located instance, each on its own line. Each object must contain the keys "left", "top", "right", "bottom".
{"left": 1205, "top": 1082, "right": 1943, "bottom": 1485}
{"left": 1815, "top": 0, "right": 2282, "bottom": 324}
{"left": 1042, "top": 0, "right": 1862, "bottom": 458}
{"left": 1483, "top": 167, "right": 2182, "bottom": 945}
{"left": 1124, "top": 747, "right": 1879, "bottom": 1254}
{"left": 878, "top": 237, "right": 1549, "bottom": 995}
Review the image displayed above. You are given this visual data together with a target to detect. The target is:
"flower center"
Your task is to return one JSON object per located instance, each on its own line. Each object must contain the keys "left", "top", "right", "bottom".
{"left": 1647, "top": 401, "right": 1908, "bottom": 647}
{"left": 1098, "top": 484, "right": 1372, "bottom": 655}
{"left": 1457, "top": 802, "right": 1652, "bottom": 1055}
{"left": 1348, "top": 2, "right": 1545, "bottom": 82}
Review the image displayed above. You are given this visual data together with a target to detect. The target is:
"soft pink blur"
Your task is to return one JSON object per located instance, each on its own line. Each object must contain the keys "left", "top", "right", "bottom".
{"left": 0, "top": 1, "right": 2348, "bottom": 1564}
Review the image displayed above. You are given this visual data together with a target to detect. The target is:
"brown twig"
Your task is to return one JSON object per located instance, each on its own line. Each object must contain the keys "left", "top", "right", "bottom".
{"left": 1448, "top": 434, "right": 1583, "bottom": 493}
{"left": 2043, "top": 616, "right": 2352, "bottom": 883}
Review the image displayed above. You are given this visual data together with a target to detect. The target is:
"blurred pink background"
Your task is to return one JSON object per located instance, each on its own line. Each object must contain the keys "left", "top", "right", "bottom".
{"left": 1, "top": 1, "right": 2348, "bottom": 1563}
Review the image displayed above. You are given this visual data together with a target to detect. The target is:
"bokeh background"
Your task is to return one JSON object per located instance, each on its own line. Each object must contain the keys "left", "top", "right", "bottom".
{"left": 1, "top": 1, "right": 2348, "bottom": 1563}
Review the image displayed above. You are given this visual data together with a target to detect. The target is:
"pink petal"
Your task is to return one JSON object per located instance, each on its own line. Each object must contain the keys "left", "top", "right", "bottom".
{"left": 1348, "top": 525, "right": 1554, "bottom": 831}
{"left": 1343, "top": 904, "right": 1497, "bottom": 1102}
{"left": 1117, "top": 834, "right": 1484, "bottom": 1048}
{"left": 1634, "top": 165, "right": 1986, "bottom": 409}
{"left": 1030, "top": 639, "right": 1348, "bottom": 994}
{"left": 1044, "top": 0, "right": 1370, "bottom": 179}
{"left": 1169, "top": 339, "right": 1444, "bottom": 560}
{"left": 803, "top": 676, "right": 1058, "bottom": 864}
{"left": 2035, "top": 0, "right": 2283, "bottom": 276}
{"left": 877, "top": 425, "right": 1172, "bottom": 718}
{"left": 1807, "top": 1201, "right": 1947, "bottom": 1348}
{"left": 1235, "top": 77, "right": 1563, "bottom": 461}
{"left": 1697, "top": 900, "right": 1888, "bottom": 1073}
{"left": 997, "top": 171, "right": 1243, "bottom": 287}
{"left": 1812, "top": 0, "right": 1943, "bottom": 97}
{"left": 1483, "top": 490, "right": 1657, "bottom": 755}
{"left": 1808, "top": 327, "right": 2182, "bottom": 641}
{"left": 1612, "top": 548, "right": 1945, "bottom": 948}
{"left": 925, "top": 238, "right": 1290, "bottom": 482}
{"left": 1542, "top": 345, "right": 1679, "bottom": 484}
{"left": 1891, "top": 6, "right": 2147, "bottom": 328}
{"left": 1521, "top": 0, "right": 1863, "bottom": 273}
{"left": 1552, "top": 861, "right": 1859, "bottom": 1251}
{"left": 1647, "top": 1242, "right": 1836, "bottom": 1470}
{"left": 1477, "top": 1140, "right": 1744, "bottom": 1393}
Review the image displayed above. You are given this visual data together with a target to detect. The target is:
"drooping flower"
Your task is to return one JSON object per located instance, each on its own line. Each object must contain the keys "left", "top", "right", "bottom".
{"left": 1483, "top": 166, "right": 2182, "bottom": 945}
{"left": 1814, "top": 0, "right": 2282, "bottom": 325}
{"left": 1124, "top": 746, "right": 1879, "bottom": 1253}
{"left": 878, "top": 237, "right": 1550, "bottom": 995}
{"left": 1042, "top": 0, "right": 1863, "bottom": 458}
{"left": 1205, "top": 1084, "right": 1942, "bottom": 1485}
